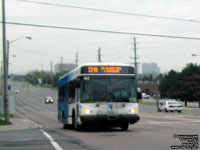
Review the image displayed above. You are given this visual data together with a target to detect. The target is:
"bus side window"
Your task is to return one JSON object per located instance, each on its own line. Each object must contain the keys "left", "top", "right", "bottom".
{"left": 69, "top": 81, "right": 75, "bottom": 103}
{"left": 59, "top": 85, "right": 65, "bottom": 101}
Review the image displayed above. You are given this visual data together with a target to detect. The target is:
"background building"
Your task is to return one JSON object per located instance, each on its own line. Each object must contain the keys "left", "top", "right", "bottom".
{"left": 54, "top": 63, "right": 76, "bottom": 73}
{"left": 142, "top": 63, "right": 160, "bottom": 74}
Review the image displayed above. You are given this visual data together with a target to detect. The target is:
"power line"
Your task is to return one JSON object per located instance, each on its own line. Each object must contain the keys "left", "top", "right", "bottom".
{"left": 11, "top": 45, "right": 75, "bottom": 60}
{"left": 12, "top": 46, "right": 74, "bottom": 62}
{"left": 18, "top": 0, "right": 200, "bottom": 23}
{"left": 2, "top": 21, "right": 200, "bottom": 40}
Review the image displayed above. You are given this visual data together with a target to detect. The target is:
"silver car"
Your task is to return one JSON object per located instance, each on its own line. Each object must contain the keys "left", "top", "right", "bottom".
{"left": 159, "top": 100, "right": 183, "bottom": 113}
{"left": 45, "top": 96, "right": 54, "bottom": 103}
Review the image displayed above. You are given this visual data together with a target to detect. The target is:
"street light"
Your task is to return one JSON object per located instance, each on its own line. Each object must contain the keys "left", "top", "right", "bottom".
{"left": 7, "top": 36, "right": 32, "bottom": 75}
{"left": 4, "top": 36, "right": 32, "bottom": 122}
{"left": 9, "top": 36, "right": 32, "bottom": 44}
{"left": 192, "top": 54, "right": 200, "bottom": 57}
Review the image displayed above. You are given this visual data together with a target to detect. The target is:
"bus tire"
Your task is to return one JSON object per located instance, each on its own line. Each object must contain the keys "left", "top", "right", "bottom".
{"left": 121, "top": 123, "right": 129, "bottom": 131}
{"left": 62, "top": 115, "right": 67, "bottom": 129}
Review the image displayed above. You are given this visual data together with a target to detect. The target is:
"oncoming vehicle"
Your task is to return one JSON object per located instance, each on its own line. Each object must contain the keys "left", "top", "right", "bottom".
{"left": 58, "top": 63, "right": 140, "bottom": 131}
{"left": 14, "top": 90, "right": 20, "bottom": 94}
{"left": 45, "top": 96, "right": 54, "bottom": 103}
{"left": 159, "top": 100, "right": 183, "bottom": 113}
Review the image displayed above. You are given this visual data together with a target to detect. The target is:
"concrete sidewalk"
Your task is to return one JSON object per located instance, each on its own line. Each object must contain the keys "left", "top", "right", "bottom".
{"left": 0, "top": 113, "right": 42, "bottom": 131}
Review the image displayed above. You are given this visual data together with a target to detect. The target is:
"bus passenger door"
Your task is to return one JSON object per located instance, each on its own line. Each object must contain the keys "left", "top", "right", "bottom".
{"left": 75, "top": 88, "right": 80, "bottom": 122}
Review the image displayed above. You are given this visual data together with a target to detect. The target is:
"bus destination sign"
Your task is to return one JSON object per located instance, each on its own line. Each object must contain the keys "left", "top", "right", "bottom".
{"left": 81, "top": 66, "right": 134, "bottom": 74}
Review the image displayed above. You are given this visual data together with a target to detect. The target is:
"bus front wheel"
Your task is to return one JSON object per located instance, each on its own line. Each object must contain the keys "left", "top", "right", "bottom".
{"left": 62, "top": 115, "right": 68, "bottom": 129}
{"left": 121, "top": 123, "right": 129, "bottom": 131}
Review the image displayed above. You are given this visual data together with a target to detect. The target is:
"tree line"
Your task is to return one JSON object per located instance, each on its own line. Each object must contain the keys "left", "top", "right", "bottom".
{"left": 13, "top": 70, "right": 69, "bottom": 87}
{"left": 159, "top": 63, "right": 200, "bottom": 106}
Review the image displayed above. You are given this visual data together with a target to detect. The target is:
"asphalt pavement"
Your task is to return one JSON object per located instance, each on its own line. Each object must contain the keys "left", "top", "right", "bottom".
{"left": 0, "top": 128, "right": 97, "bottom": 150}
{"left": 0, "top": 81, "right": 199, "bottom": 150}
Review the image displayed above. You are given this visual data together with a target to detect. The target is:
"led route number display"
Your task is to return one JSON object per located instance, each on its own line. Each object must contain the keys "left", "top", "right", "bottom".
{"left": 88, "top": 67, "right": 122, "bottom": 73}
{"left": 81, "top": 66, "right": 134, "bottom": 74}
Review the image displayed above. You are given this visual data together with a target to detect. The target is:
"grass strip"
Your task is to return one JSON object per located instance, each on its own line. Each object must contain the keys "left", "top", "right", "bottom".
{"left": 0, "top": 119, "right": 12, "bottom": 125}
{"left": 0, "top": 114, "right": 14, "bottom": 118}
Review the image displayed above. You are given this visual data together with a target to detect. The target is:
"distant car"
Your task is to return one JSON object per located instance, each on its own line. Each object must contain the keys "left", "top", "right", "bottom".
{"left": 45, "top": 96, "right": 54, "bottom": 103}
{"left": 142, "top": 93, "right": 150, "bottom": 99}
{"left": 159, "top": 100, "right": 183, "bottom": 113}
{"left": 14, "top": 90, "right": 20, "bottom": 94}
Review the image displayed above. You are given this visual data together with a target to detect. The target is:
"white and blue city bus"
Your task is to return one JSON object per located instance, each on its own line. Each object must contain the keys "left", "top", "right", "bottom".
{"left": 58, "top": 63, "right": 140, "bottom": 131}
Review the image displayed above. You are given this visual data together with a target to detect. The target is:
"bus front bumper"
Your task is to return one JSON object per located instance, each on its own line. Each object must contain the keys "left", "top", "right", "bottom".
{"left": 80, "top": 114, "right": 140, "bottom": 125}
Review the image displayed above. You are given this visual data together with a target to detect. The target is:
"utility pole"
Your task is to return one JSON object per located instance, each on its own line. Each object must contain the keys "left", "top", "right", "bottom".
{"left": 2, "top": 0, "right": 9, "bottom": 122}
{"left": 75, "top": 53, "right": 78, "bottom": 68}
{"left": 133, "top": 37, "right": 138, "bottom": 102}
{"left": 60, "top": 57, "right": 63, "bottom": 73}
{"left": 98, "top": 47, "right": 102, "bottom": 63}
{"left": 41, "top": 64, "right": 43, "bottom": 71}
{"left": 50, "top": 60, "right": 53, "bottom": 86}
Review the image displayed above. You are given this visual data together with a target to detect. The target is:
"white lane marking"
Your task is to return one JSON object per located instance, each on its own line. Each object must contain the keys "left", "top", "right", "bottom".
{"left": 40, "top": 129, "right": 63, "bottom": 150}
{"left": 164, "top": 115, "right": 184, "bottom": 118}
{"left": 138, "top": 120, "right": 200, "bottom": 125}
{"left": 16, "top": 112, "right": 43, "bottom": 128}
{"left": 141, "top": 114, "right": 184, "bottom": 118}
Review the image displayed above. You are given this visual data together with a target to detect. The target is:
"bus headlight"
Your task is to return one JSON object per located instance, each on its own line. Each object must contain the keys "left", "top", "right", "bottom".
{"left": 82, "top": 108, "right": 92, "bottom": 114}
{"left": 129, "top": 109, "right": 135, "bottom": 113}
{"left": 129, "top": 108, "right": 138, "bottom": 114}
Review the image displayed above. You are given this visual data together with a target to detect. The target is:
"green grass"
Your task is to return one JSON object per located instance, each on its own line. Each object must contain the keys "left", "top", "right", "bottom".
{"left": 0, "top": 119, "right": 12, "bottom": 125}
{"left": 185, "top": 106, "right": 200, "bottom": 108}
{"left": 139, "top": 101, "right": 157, "bottom": 106}
{"left": 0, "top": 114, "right": 14, "bottom": 118}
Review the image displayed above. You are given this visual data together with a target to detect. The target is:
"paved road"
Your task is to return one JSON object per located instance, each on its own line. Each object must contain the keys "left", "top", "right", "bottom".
{"left": 6, "top": 82, "right": 200, "bottom": 150}
{"left": 0, "top": 128, "right": 97, "bottom": 150}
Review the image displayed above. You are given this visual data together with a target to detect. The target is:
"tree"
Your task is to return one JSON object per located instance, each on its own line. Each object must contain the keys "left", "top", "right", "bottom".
{"left": 159, "top": 63, "right": 200, "bottom": 107}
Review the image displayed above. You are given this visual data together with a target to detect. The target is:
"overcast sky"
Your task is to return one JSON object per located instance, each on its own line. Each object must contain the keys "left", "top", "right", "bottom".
{"left": 1, "top": 0, "right": 200, "bottom": 74}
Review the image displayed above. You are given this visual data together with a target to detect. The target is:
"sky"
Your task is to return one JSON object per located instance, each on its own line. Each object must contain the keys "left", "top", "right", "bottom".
{"left": 1, "top": 0, "right": 200, "bottom": 74}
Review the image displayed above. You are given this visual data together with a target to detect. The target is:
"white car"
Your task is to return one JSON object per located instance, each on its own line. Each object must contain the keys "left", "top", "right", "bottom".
{"left": 159, "top": 100, "right": 183, "bottom": 113}
{"left": 14, "top": 90, "right": 20, "bottom": 94}
{"left": 45, "top": 96, "right": 54, "bottom": 103}
{"left": 142, "top": 93, "right": 150, "bottom": 99}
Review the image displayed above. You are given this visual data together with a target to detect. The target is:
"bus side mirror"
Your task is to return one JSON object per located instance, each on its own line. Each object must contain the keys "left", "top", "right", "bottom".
{"left": 137, "top": 92, "right": 142, "bottom": 100}
{"left": 75, "top": 80, "right": 80, "bottom": 88}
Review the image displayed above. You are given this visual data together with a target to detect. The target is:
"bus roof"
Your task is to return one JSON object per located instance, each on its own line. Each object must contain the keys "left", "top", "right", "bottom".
{"left": 58, "top": 62, "right": 134, "bottom": 86}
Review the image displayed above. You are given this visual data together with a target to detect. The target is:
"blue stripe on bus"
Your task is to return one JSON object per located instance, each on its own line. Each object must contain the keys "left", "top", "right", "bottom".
{"left": 58, "top": 72, "right": 73, "bottom": 86}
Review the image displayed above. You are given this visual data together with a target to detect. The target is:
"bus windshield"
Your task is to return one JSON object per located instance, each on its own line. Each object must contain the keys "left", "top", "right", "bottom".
{"left": 80, "top": 76, "right": 137, "bottom": 103}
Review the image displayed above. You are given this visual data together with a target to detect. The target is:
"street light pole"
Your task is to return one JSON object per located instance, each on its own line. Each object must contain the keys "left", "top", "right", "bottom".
{"left": 7, "top": 40, "right": 10, "bottom": 78}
